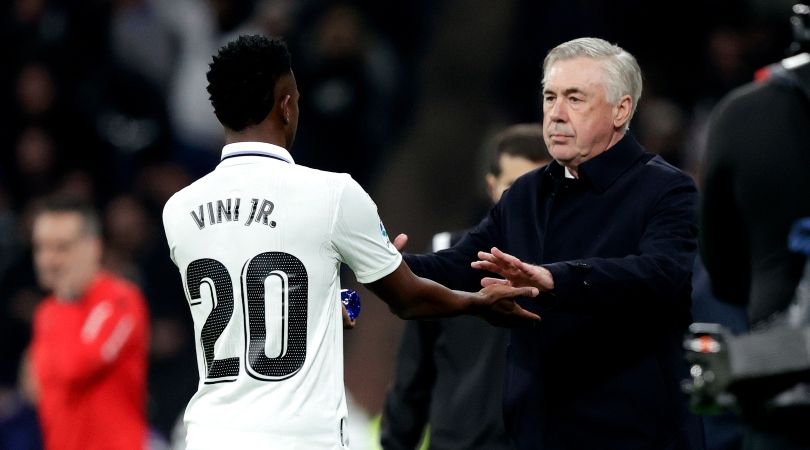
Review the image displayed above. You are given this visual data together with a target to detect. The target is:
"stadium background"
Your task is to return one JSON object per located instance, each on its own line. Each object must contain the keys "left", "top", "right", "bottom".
{"left": 0, "top": 0, "right": 797, "bottom": 447}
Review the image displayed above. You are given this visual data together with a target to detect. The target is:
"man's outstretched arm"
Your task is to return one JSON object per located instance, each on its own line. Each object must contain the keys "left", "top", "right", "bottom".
{"left": 366, "top": 260, "right": 540, "bottom": 326}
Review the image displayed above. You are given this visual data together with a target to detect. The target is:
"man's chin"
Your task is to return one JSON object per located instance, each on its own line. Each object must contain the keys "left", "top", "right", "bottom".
{"left": 548, "top": 145, "right": 574, "bottom": 159}
{"left": 549, "top": 152, "right": 575, "bottom": 166}
{"left": 37, "top": 276, "right": 68, "bottom": 296}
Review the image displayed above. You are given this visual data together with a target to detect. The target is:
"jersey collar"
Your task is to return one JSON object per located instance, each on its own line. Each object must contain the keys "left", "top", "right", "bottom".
{"left": 220, "top": 142, "right": 295, "bottom": 164}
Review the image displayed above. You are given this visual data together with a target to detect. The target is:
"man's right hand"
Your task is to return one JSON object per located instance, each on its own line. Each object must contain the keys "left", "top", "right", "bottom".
{"left": 471, "top": 284, "right": 541, "bottom": 326}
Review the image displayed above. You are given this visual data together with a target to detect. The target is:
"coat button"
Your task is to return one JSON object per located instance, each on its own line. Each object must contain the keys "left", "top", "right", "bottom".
{"left": 572, "top": 261, "right": 592, "bottom": 271}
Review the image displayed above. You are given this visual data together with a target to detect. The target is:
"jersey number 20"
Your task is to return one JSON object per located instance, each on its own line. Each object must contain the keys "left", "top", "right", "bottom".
{"left": 184, "top": 252, "right": 308, "bottom": 383}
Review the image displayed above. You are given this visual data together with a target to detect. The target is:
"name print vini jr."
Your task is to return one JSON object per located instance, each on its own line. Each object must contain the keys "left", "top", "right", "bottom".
{"left": 190, "top": 198, "right": 276, "bottom": 229}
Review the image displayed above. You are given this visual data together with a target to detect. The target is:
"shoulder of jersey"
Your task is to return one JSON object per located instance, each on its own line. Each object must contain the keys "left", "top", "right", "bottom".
{"left": 295, "top": 164, "right": 354, "bottom": 181}
{"left": 288, "top": 166, "right": 357, "bottom": 192}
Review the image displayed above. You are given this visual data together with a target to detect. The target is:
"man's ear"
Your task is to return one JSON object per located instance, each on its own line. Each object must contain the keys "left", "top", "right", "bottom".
{"left": 280, "top": 94, "right": 292, "bottom": 124}
{"left": 613, "top": 95, "right": 633, "bottom": 129}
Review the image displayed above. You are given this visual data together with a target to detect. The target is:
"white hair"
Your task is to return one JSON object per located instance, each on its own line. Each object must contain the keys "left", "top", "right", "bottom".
{"left": 542, "top": 37, "right": 642, "bottom": 132}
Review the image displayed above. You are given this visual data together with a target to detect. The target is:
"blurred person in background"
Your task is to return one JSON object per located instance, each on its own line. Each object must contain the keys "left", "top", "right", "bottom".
{"left": 700, "top": 4, "right": 810, "bottom": 449}
{"left": 293, "top": 2, "right": 402, "bottom": 190}
{"left": 702, "top": 2, "right": 810, "bottom": 333}
{"left": 393, "top": 37, "right": 704, "bottom": 449}
{"left": 381, "top": 123, "right": 551, "bottom": 450}
{"left": 162, "top": 0, "right": 259, "bottom": 177}
{"left": 103, "top": 194, "right": 156, "bottom": 284}
{"left": 27, "top": 197, "right": 149, "bottom": 450}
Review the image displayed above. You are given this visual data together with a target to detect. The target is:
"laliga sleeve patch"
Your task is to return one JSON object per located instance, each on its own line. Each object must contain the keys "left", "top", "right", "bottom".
{"left": 379, "top": 221, "right": 392, "bottom": 247}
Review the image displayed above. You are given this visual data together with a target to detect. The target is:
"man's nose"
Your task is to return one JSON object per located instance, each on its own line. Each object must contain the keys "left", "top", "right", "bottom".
{"left": 36, "top": 249, "right": 59, "bottom": 267}
{"left": 548, "top": 99, "right": 567, "bottom": 121}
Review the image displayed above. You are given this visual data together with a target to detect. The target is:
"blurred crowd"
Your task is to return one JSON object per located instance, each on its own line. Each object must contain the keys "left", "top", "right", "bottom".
{"left": 0, "top": 0, "right": 797, "bottom": 448}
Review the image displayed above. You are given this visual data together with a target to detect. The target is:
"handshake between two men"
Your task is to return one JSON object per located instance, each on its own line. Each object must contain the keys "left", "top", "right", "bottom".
{"left": 393, "top": 233, "right": 551, "bottom": 327}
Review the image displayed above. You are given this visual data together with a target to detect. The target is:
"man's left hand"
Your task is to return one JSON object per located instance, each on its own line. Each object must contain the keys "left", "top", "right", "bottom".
{"left": 472, "top": 247, "right": 554, "bottom": 292}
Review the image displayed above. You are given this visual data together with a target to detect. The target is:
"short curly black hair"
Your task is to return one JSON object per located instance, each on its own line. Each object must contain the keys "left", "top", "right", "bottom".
{"left": 206, "top": 35, "right": 292, "bottom": 131}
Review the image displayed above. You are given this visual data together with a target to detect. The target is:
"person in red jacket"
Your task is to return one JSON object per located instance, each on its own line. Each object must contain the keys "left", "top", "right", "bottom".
{"left": 28, "top": 197, "right": 149, "bottom": 450}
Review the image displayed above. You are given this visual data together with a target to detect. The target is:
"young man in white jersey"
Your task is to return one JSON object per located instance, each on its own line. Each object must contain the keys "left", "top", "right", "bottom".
{"left": 162, "top": 35, "right": 539, "bottom": 450}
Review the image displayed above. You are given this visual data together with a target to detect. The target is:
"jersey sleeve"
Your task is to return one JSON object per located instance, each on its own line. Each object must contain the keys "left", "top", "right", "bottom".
{"left": 332, "top": 176, "right": 402, "bottom": 284}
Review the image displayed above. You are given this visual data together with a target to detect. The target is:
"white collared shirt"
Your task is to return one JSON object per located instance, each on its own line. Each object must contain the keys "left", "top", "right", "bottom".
{"left": 162, "top": 141, "right": 401, "bottom": 449}
{"left": 564, "top": 166, "right": 576, "bottom": 179}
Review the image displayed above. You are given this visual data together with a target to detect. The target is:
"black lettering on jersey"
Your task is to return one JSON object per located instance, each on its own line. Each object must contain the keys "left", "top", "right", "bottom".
{"left": 191, "top": 198, "right": 242, "bottom": 229}
{"left": 190, "top": 205, "right": 206, "bottom": 230}
{"left": 255, "top": 199, "right": 276, "bottom": 228}
{"left": 244, "top": 198, "right": 259, "bottom": 226}
{"left": 216, "top": 199, "right": 233, "bottom": 223}
{"left": 244, "top": 198, "right": 277, "bottom": 228}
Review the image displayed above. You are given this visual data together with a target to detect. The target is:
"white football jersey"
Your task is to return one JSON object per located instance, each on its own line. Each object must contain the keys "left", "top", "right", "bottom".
{"left": 162, "top": 142, "right": 402, "bottom": 449}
